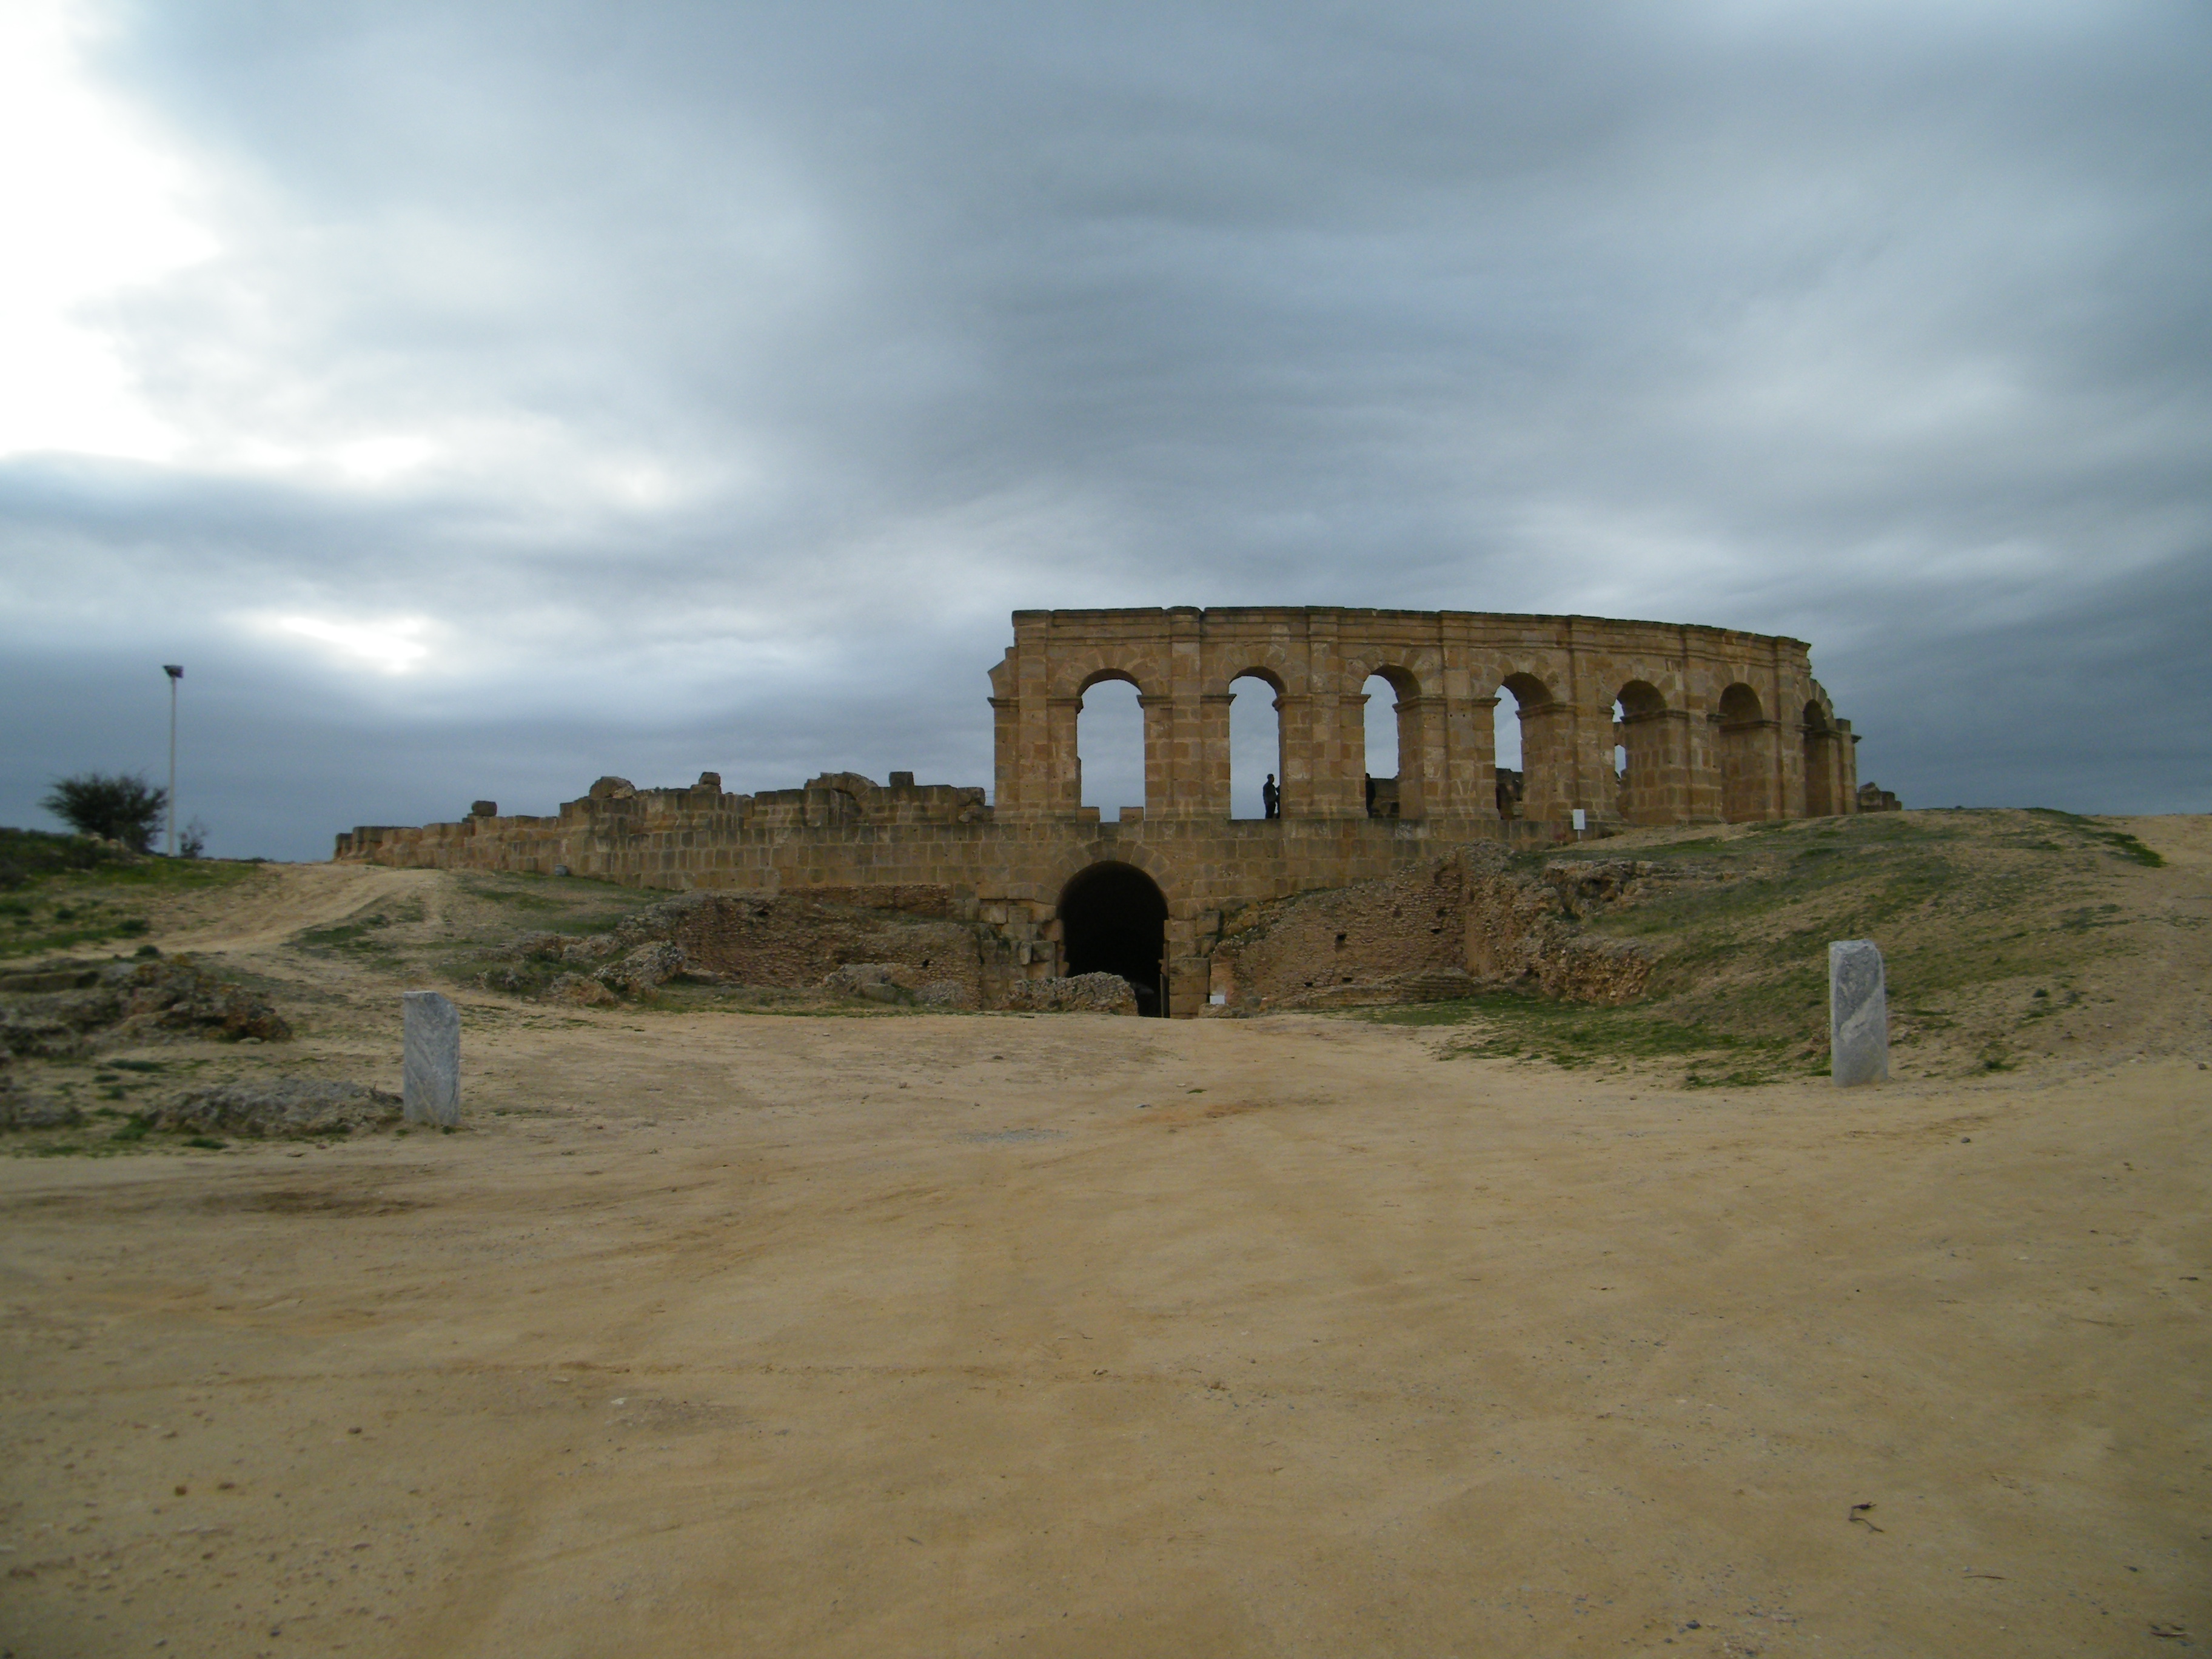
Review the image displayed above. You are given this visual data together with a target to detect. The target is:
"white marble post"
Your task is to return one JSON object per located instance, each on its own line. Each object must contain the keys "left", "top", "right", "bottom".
{"left": 403, "top": 990, "right": 461, "bottom": 1125}
{"left": 1829, "top": 940, "right": 1888, "bottom": 1087}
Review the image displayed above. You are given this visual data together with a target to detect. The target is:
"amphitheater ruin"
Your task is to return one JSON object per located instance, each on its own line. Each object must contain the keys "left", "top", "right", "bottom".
{"left": 337, "top": 607, "right": 1861, "bottom": 1016}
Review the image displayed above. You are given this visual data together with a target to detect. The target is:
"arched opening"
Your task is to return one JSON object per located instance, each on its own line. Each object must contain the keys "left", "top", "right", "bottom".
{"left": 1362, "top": 671, "right": 1414, "bottom": 817}
{"left": 1615, "top": 680, "right": 1669, "bottom": 824}
{"left": 1802, "top": 700, "right": 1835, "bottom": 817}
{"left": 1717, "top": 683, "right": 1768, "bottom": 823}
{"left": 1057, "top": 861, "right": 1170, "bottom": 1016}
{"left": 1496, "top": 673, "right": 1556, "bottom": 822}
{"left": 1078, "top": 674, "right": 1145, "bottom": 818}
{"left": 1494, "top": 684, "right": 1524, "bottom": 817}
{"left": 1610, "top": 699, "right": 1629, "bottom": 816}
{"left": 1229, "top": 671, "right": 1284, "bottom": 820}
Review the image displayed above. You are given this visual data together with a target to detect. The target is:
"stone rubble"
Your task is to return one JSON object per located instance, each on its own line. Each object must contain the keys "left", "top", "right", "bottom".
{"left": 0, "top": 957, "right": 291, "bottom": 1057}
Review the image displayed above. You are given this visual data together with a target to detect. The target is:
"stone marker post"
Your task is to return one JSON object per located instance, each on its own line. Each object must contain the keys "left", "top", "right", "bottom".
{"left": 1828, "top": 940, "right": 1888, "bottom": 1087}
{"left": 403, "top": 990, "right": 461, "bottom": 1126}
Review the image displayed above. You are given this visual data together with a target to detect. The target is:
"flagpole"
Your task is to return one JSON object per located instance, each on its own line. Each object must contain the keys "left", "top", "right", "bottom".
{"left": 164, "top": 664, "right": 183, "bottom": 856}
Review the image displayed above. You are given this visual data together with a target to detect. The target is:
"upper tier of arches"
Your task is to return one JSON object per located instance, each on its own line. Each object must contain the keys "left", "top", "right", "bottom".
{"left": 989, "top": 607, "right": 1857, "bottom": 829}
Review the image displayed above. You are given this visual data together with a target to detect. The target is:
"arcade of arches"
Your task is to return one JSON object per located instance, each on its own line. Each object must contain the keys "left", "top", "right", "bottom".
{"left": 990, "top": 607, "right": 1855, "bottom": 830}
{"left": 339, "top": 607, "right": 1862, "bottom": 1018}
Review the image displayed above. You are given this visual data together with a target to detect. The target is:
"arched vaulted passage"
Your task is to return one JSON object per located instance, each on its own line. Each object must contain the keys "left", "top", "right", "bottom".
{"left": 1717, "top": 683, "right": 1769, "bottom": 823}
{"left": 1361, "top": 671, "right": 1410, "bottom": 817}
{"left": 1614, "top": 680, "right": 1672, "bottom": 824}
{"left": 1801, "top": 700, "right": 1836, "bottom": 817}
{"left": 1496, "top": 672, "right": 1559, "bottom": 823}
{"left": 1057, "top": 860, "right": 1170, "bottom": 1016}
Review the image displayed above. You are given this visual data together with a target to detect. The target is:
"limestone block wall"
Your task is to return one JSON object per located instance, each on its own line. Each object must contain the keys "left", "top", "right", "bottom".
{"left": 988, "top": 606, "right": 1857, "bottom": 830}
{"left": 337, "top": 789, "right": 1561, "bottom": 1017}
{"left": 658, "top": 894, "right": 990, "bottom": 1003}
{"left": 1205, "top": 859, "right": 1469, "bottom": 1008}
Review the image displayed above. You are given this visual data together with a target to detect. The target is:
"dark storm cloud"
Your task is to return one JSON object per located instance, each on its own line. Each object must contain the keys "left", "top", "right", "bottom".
{"left": 3, "top": 0, "right": 2207, "bottom": 856}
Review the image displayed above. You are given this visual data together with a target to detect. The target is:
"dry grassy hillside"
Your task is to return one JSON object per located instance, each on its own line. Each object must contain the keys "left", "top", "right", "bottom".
{"left": 1367, "top": 809, "right": 2210, "bottom": 1088}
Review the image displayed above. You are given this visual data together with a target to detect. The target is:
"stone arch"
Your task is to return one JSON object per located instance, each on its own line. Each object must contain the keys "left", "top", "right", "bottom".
{"left": 1801, "top": 698, "right": 1837, "bottom": 817}
{"left": 1073, "top": 665, "right": 1153, "bottom": 699}
{"left": 1717, "top": 682, "right": 1769, "bottom": 823}
{"left": 1074, "top": 670, "right": 1146, "bottom": 817}
{"left": 1495, "top": 671, "right": 1561, "bottom": 823}
{"left": 1057, "top": 860, "right": 1170, "bottom": 1016}
{"left": 1358, "top": 665, "right": 1424, "bottom": 819}
{"left": 1614, "top": 679, "right": 1674, "bottom": 825}
{"left": 1224, "top": 663, "right": 1287, "bottom": 696}
{"left": 1227, "top": 668, "right": 1286, "bottom": 820}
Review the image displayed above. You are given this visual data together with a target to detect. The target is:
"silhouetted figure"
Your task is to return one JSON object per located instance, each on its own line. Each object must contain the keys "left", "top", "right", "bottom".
{"left": 1365, "top": 773, "right": 1377, "bottom": 815}
{"left": 1261, "top": 773, "right": 1279, "bottom": 819}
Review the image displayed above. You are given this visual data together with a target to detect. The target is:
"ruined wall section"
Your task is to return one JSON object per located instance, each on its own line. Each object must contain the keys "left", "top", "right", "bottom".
{"left": 504, "top": 891, "right": 998, "bottom": 1006}
{"left": 338, "top": 793, "right": 1561, "bottom": 1017}
{"left": 657, "top": 893, "right": 990, "bottom": 1001}
{"left": 1207, "top": 859, "right": 1469, "bottom": 1008}
{"left": 1208, "top": 848, "right": 1658, "bottom": 1011}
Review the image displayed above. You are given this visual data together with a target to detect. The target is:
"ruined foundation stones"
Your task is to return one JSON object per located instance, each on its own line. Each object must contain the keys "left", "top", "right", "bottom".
{"left": 403, "top": 990, "right": 461, "bottom": 1126}
{"left": 1002, "top": 973, "right": 1141, "bottom": 1015}
{"left": 1829, "top": 940, "right": 1888, "bottom": 1087}
{"left": 146, "top": 1079, "right": 402, "bottom": 1139}
{"left": 1, "top": 957, "right": 291, "bottom": 1058}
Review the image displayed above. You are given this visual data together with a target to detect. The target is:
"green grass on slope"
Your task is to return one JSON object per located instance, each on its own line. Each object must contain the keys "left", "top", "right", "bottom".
{"left": 292, "top": 870, "right": 649, "bottom": 985}
{"left": 0, "top": 828, "right": 258, "bottom": 959}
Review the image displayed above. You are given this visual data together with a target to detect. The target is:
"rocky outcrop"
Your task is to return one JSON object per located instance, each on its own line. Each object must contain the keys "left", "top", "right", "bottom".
{"left": 1002, "top": 973, "right": 1140, "bottom": 1015}
{"left": 140, "top": 1079, "right": 401, "bottom": 1139}
{"left": 0, "top": 957, "right": 291, "bottom": 1056}
{"left": 486, "top": 889, "right": 988, "bottom": 1005}
{"left": 0, "top": 1064, "right": 81, "bottom": 1129}
{"left": 1464, "top": 854, "right": 1657, "bottom": 1005}
{"left": 823, "top": 962, "right": 979, "bottom": 1008}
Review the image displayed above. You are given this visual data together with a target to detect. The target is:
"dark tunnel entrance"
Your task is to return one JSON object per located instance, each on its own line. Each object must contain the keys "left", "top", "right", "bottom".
{"left": 1057, "top": 861, "right": 1170, "bottom": 1017}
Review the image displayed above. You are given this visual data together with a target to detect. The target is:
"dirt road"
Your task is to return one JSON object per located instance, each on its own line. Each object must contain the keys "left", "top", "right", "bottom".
{"left": 2, "top": 856, "right": 2209, "bottom": 1657}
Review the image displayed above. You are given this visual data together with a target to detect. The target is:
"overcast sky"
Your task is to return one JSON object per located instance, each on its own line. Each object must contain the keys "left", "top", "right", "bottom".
{"left": 3, "top": 0, "right": 2207, "bottom": 857}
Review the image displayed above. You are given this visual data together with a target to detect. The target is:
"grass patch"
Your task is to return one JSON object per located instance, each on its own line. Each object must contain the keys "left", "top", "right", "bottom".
{"left": 299, "top": 898, "right": 426, "bottom": 952}
{"left": 0, "top": 828, "right": 259, "bottom": 958}
{"left": 457, "top": 872, "right": 642, "bottom": 934}
{"left": 1365, "top": 991, "right": 1805, "bottom": 1085}
{"left": 2025, "top": 808, "right": 2165, "bottom": 868}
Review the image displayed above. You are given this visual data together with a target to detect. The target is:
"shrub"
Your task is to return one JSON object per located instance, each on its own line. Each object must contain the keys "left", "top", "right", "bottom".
{"left": 41, "top": 773, "right": 168, "bottom": 853}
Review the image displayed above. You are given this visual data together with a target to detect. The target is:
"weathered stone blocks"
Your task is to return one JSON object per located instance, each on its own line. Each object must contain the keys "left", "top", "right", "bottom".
{"left": 1829, "top": 940, "right": 1887, "bottom": 1087}
{"left": 402, "top": 990, "right": 461, "bottom": 1125}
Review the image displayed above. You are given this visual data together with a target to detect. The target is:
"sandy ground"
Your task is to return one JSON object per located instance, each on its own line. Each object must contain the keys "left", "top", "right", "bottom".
{"left": 4, "top": 853, "right": 2210, "bottom": 1657}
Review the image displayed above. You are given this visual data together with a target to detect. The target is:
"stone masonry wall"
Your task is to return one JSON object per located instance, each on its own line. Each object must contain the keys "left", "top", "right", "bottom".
{"left": 1207, "top": 859, "right": 1469, "bottom": 1008}
{"left": 333, "top": 608, "right": 1858, "bottom": 1016}
{"left": 1209, "top": 848, "right": 1658, "bottom": 1011}
{"left": 660, "top": 894, "right": 990, "bottom": 1001}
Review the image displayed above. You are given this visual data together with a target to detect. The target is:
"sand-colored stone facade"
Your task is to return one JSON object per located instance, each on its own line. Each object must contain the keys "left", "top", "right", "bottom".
{"left": 335, "top": 607, "right": 1857, "bottom": 1014}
